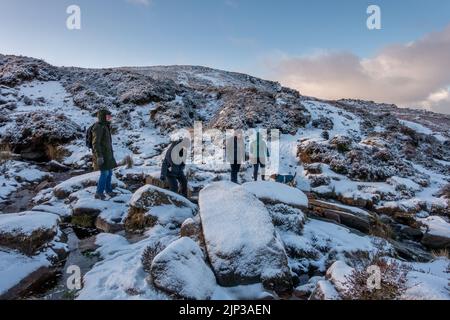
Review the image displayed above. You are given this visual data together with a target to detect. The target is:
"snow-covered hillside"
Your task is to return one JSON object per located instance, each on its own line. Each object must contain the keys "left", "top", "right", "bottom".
{"left": 0, "top": 54, "right": 449, "bottom": 300}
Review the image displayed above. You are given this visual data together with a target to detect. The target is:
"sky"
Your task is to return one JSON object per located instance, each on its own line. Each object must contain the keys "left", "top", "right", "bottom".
{"left": 1, "top": 0, "right": 450, "bottom": 113}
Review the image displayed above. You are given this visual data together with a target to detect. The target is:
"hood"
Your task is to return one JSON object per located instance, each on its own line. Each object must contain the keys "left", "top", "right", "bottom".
{"left": 97, "top": 109, "right": 111, "bottom": 123}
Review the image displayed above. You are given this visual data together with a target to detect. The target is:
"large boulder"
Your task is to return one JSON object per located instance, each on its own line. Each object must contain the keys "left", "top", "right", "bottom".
{"left": 0, "top": 211, "right": 60, "bottom": 255}
{"left": 199, "top": 181, "right": 293, "bottom": 294}
{"left": 420, "top": 216, "right": 450, "bottom": 249}
{"left": 125, "top": 184, "right": 197, "bottom": 232}
{"left": 150, "top": 237, "right": 216, "bottom": 300}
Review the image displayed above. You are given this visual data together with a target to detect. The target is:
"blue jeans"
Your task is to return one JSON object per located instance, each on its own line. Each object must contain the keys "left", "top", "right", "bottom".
{"left": 96, "top": 170, "right": 113, "bottom": 194}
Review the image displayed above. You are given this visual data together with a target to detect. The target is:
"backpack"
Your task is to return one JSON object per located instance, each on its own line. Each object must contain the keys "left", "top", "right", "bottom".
{"left": 85, "top": 123, "right": 96, "bottom": 149}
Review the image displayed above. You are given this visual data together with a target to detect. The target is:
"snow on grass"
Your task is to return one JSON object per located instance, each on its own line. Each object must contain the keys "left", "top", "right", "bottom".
{"left": 242, "top": 181, "right": 308, "bottom": 208}
{"left": 0, "top": 211, "right": 59, "bottom": 236}
{"left": 401, "top": 258, "right": 450, "bottom": 300}
{"left": 301, "top": 100, "right": 361, "bottom": 138}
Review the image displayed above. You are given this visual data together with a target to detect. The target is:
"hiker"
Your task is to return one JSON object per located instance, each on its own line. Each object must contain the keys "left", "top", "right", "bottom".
{"left": 160, "top": 137, "right": 189, "bottom": 197}
{"left": 91, "top": 108, "right": 117, "bottom": 200}
{"left": 250, "top": 131, "right": 270, "bottom": 181}
{"left": 225, "top": 130, "right": 245, "bottom": 184}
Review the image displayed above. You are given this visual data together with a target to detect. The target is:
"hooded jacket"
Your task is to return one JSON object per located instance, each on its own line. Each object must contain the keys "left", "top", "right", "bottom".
{"left": 92, "top": 109, "right": 117, "bottom": 171}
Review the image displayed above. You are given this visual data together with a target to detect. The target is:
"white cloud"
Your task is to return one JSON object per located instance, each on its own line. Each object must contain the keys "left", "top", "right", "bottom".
{"left": 269, "top": 25, "right": 450, "bottom": 114}
{"left": 126, "top": 0, "right": 151, "bottom": 6}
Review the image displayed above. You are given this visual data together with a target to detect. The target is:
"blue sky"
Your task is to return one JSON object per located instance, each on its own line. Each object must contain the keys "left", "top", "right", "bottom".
{"left": 1, "top": 0, "right": 450, "bottom": 112}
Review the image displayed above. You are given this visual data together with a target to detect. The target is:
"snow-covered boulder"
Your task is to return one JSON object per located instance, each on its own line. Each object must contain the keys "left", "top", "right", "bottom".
{"left": 125, "top": 184, "right": 197, "bottom": 232}
{"left": 0, "top": 211, "right": 60, "bottom": 255}
{"left": 242, "top": 181, "right": 308, "bottom": 209}
{"left": 420, "top": 216, "right": 450, "bottom": 249}
{"left": 199, "top": 181, "right": 292, "bottom": 294}
{"left": 53, "top": 171, "right": 124, "bottom": 199}
{"left": 150, "top": 237, "right": 216, "bottom": 300}
{"left": 0, "top": 249, "right": 53, "bottom": 299}
{"left": 310, "top": 280, "right": 341, "bottom": 300}
{"left": 325, "top": 261, "right": 354, "bottom": 293}
{"left": 69, "top": 187, "right": 132, "bottom": 232}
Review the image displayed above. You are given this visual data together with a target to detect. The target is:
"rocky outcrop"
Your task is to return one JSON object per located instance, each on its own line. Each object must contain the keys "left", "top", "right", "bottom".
{"left": 125, "top": 184, "right": 197, "bottom": 232}
{"left": 1, "top": 111, "right": 81, "bottom": 161}
{"left": 308, "top": 199, "right": 375, "bottom": 234}
{"left": 0, "top": 211, "right": 60, "bottom": 255}
{"left": 0, "top": 54, "right": 59, "bottom": 87}
{"left": 150, "top": 237, "right": 216, "bottom": 300}
{"left": 199, "top": 181, "right": 293, "bottom": 295}
{"left": 420, "top": 216, "right": 450, "bottom": 249}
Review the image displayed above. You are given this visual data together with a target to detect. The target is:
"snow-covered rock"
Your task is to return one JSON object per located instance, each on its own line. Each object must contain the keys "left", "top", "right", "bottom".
{"left": 310, "top": 280, "right": 341, "bottom": 300}
{"left": 53, "top": 171, "right": 124, "bottom": 199}
{"left": 325, "top": 261, "right": 354, "bottom": 293}
{"left": 0, "top": 249, "right": 52, "bottom": 299}
{"left": 420, "top": 216, "right": 450, "bottom": 249}
{"left": 0, "top": 211, "right": 60, "bottom": 255}
{"left": 199, "top": 181, "right": 292, "bottom": 294}
{"left": 242, "top": 181, "right": 308, "bottom": 209}
{"left": 125, "top": 184, "right": 197, "bottom": 232}
{"left": 150, "top": 237, "right": 216, "bottom": 300}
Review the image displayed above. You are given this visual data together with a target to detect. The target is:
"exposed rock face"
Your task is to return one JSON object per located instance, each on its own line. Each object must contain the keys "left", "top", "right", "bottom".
{"left": 209, "top": 87, "right": 310, "bottom": 134}
{"left": 125, "top": 184, "right": 197, "bottom": 232}
{"left": 199, "top": 181, "right": 293, "bottom": 294}
{"left": 0, "top": 211, "right": 60, "bottom": 255}
{"left": 308, "top": 199, "right": 375, "bottom": 234}
{"left": 0, "top": 54, "right": 59, "bottom": 87}
{"left": 2, "top": 111, "right": 81, "bottom": 160}
{"left": 420, "top": 216, "right": 450, "bottom": 249}
{"left": 150, "top": 237, "right": 216, "bottom": 300}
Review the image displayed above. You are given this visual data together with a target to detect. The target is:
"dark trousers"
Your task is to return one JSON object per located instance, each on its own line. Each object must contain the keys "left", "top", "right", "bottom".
{"left": 230, "top": 164, "right": 241, "bottom": 184}
{"left": 167, "top": 174, "right": 188, "bottom": 198}
{"left": 253, "top": 162, "right": 266, "bottom": 181}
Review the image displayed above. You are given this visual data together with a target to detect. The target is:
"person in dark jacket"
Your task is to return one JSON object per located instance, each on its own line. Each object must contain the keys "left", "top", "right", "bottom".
{"left": 225, "top": 130, "right": 245, "bottom": 184}
{"left": 160, "top": 138, "right": 189, "bottom": 197}
{"left": 92, "top": 108, "right": 117, "bottom": 200}
{"left": 250, "top": 131, "right": 270, "bottom": 181}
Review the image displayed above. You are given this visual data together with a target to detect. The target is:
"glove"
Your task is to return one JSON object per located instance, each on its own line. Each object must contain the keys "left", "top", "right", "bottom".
{"left": 97, "top": 157, "right": 104, "bottom": 167}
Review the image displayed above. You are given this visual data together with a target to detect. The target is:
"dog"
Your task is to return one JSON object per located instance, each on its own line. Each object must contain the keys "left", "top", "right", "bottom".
{"left": 270, "top": 172, "right": 297, "bottom": 187}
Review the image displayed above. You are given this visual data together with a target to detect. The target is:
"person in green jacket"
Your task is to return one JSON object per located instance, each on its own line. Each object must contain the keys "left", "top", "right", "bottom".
{"left": 92, "top": 108, "right": 117, "bottom": 200}
{"left": 249, "top": 131, "right": 270, "bottom": 181}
